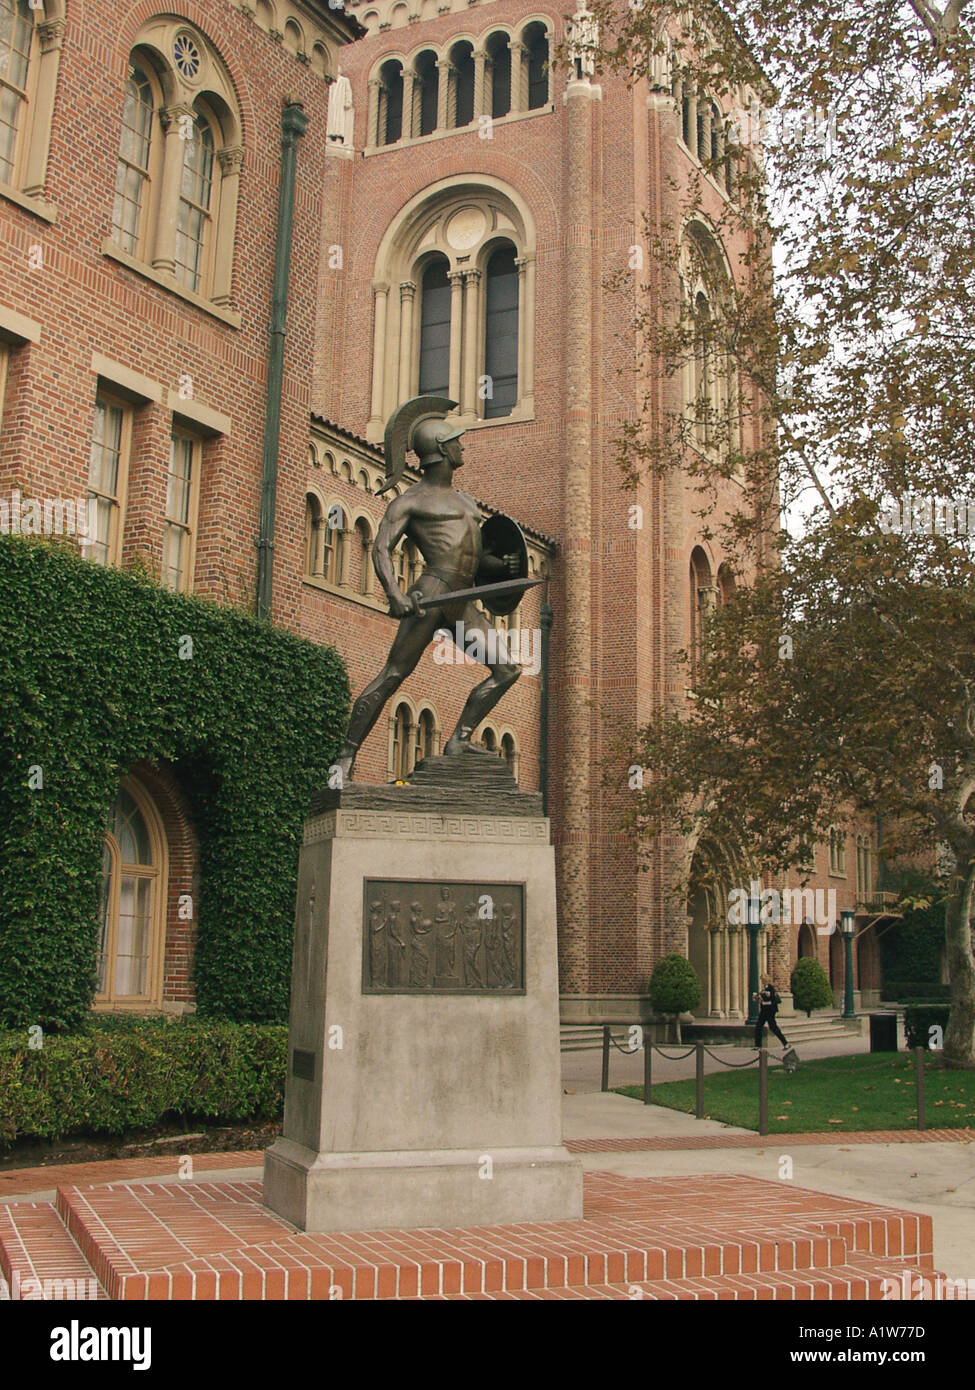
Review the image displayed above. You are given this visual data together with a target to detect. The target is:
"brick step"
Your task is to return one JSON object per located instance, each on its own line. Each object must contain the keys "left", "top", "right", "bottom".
{"left": 51, "top": 1172, "right": 934, "bottom": 1301}
{"left": 0, "top": 1200, "right": 106, "bottom": 1300}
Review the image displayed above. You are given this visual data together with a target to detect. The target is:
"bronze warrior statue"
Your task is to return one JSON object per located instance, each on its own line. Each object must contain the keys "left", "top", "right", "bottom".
{"left": 333, "top": 396, "right": 536, "bottom": 783}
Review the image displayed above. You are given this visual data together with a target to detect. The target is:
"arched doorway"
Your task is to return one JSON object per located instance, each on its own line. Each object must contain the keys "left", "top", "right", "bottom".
{"left": 686, "top": 839, "right": 749, "bottom": 1018}
{"left": 95, "top": 778, "right": 168, "bottom": 1009}
{"left": 797, "top": 922, "right": 816, "bottom": 958}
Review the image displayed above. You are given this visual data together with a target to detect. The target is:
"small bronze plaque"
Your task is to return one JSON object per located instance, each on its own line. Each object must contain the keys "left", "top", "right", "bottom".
{"left": 362, "top": 879, "right": 525, "bottom": 995}
{"left": 292, "top": 1048, "right": 316, "bottom": 1080}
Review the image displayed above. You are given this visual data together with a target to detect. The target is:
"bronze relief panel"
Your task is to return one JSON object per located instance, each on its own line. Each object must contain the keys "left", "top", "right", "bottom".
{"left": 362, "top": 879, "right": 525, "bottom": 995}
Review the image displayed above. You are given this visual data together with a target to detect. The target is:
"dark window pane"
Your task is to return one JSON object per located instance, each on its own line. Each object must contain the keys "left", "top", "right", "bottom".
{"left": 491, "top": 45, "right": 511, "bottom": 118}
{"left": 527, "top": 36, "right": 548, "bottom": 109}
{"left": 454, "top": 50, "right": 474, "bottom": 127}
{"left": 384, "top": 67, "right": 403, "bottom": 144}
{"left": 484, "top": 245, "right": 519, "bottom": 418}
{"left": 419, "top": 259, "right": 451, "bottom": 396}
{"left": 419, "top": 60, "right": 438, "bottom": 134}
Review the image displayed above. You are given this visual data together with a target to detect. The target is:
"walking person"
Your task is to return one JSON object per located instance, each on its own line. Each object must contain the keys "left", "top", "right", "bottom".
{"left": 753, "top": 975, "right": 789, "bottom": 1049}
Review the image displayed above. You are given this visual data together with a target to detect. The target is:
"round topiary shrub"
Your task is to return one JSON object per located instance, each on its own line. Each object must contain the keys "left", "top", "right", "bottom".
{"left": 649, "top": 954, "right": 702, "bottom": 1042}
{"left": 790, "top": 956, "right": 833, "bottom": 1017}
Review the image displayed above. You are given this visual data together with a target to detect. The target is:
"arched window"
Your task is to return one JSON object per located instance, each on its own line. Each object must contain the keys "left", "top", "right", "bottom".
{"left": 418, "top": 256, "right": 451, "bottom": 396}
{"left": 304, "top": 494, "right": 324, "bottom": 576}
{"left": 829, "top": 827, "right": 846, "bottom": 875}
{"left": 370, "top": 181, "right": 536, "bottom": 436}
{"left": 415, "top": 50, "right": 439, "bottom": 136}
{"left": 109, "top": 25, "right": 243, "bottom": 310}
{"left": 112, "top": 65, "right": 158, "bottom": 258}
{"left": 354, "top": 516, "right": 373, "bottom": 594}
{"left": 416, "top": 708, "right": 437, "bottom": 762}
{"left": 487, "top": 32, "right": 511, "bottom": 118}
{"left": 0, "top": 0, "right": 34, "bottom": 185}
{"left": 451, "top": 42, "right": 475, "bottom": 128}
{"left": 681, "top": 226, "right": 737, "bottom": 461}
{"left": 357, "top": 469, "right": 370, "bottom": 492}
{"left": 96, "top": 780, "right": 166, "bottom": 1008}
{"left": 689, "top": 547, "right": 714, "bottom": 682}
{"left": 501, "top": 732, "right": 518, "bottom": 781}
{"left": 483, "top": 243, "right": 519, "bottom": 419}
{"left": 174, "top": 108, "right": 216, "bottom": 294}
{"left": 481, "top": 726, "right": 497, "bottom": 753}
{"left": 856, "top": 834, "right": 872, "bottom": 898}
{"left": 379, "top": 59, "right": 403, "bottom": 145}
{"left": 391, "top": 701, "right": 414, "bottom": 780}
{"left": 716, "top": 562, "right": 735, "bottom": 606}
{"left": 524, "top": 23, "right": 549, "bottom": 110}
{"left": 324, "top": 503, "right": 345, "bottom": 584}
{"left": 693, "top": 290, "right": 714, "bottom": 447}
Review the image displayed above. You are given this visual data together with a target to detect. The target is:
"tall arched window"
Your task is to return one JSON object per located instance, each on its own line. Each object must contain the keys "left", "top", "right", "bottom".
{"left": 524, "top": 24, "right": 549, "bottom": 110}
{"left": 484, "top": 243, "right": 519, "bottom": 419}
{"left": 689, "top": 547, "right": 714, "bottom": 682}
{"left": 391, "top": 701, "right": 414, "bottom": 780}
{"left": 416, "top": 708, "right": 436, "bottom": 762}
{"left": 487, "top": 32, "right": 511, "bottom": 118}
{"left": 856, "top": 834, "right": 872, "bottom": 898}
{"left": 108, "top": 24, "right": 243, "bottom": 310}
{"left": 112, "top": 65, "right": 158, "bottom": 257}
{"left": 380, "top": 59, "right": 403, "bottom": 145}
{"left": 501, "top": 732, "right": 518, "bottom": 781}
{"left": 416, "top": 50, "right": 439, "bottom": 136}
{"left": 175, "top": 109, "right": 216, "bottom": 293}
{"left": 0, "top": 0, "right": 33, "bottom": 185}
{"left": 354, "top": 516, "right": 373, "bottom": 594}
{"left": 96, "top": 780, "right": 166, "bottom": 1008}
{"left": 681, "top": 225, "right": 737, "bottom": 461}
{"left": 451, "top": 42, "right": 475, "bottom": 128}
{"left": 304, "top": 494, "right": 324, "bottom": 576}
{"left": 418, "top": 257, "right": 451, "bottom": 396}
{"left": 693, "top": 291, "right": 714, "bottom": 448}
{"left": 481, "top": 726, "right": 497, "bottom": 753}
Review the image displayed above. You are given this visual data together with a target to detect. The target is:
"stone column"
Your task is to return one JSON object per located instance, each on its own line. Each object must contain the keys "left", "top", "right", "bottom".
{"left": 401, "top": 69, "right": 416, "bottom": 140}
{"left": 709, "top": 929, "right": 720, "bottom": 1015}
{"left": 447, "top": 269, "right": 464, "bottom": 403}
{"left": 152, "top": 104, "right": 195, "bottom": 275}
{"left": 369, "top": 282, "right": 389, "bottom": 431}
{"left": 559, "top": 76, "right": 600, "bottom": 993}
{"left": 211, "top": 146, "right": 243, "bottom": 307}
{"left": 473, "top": 48, "right": 488, "bottom": 121}
{"left": 515, "top": 252, "right": 535, "bottom": 412}
{"left": 436, "top": 60, "right": 451, "bottom": 130}
{"left": 22, "top": 18, "right": 65, "bottom": 198}
{"left": 367, "top": 78, "right": 382, "bottom": 147}
{"left": 397, "top": 280, "right": 416, "bottom": 401}
{"left": 511, "top": 43, "right": 528, "bottom": 113}
{"left": 728, "top": 924, "right": 741, "bottom": 1017}
{"left": 460, "top": 267, "right": 481, "bottom": 416}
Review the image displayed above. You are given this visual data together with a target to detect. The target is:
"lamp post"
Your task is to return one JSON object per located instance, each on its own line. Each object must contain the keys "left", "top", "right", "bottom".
{"left": 746, "top": 893, "right": 761, "bottom": 1025}
{"left": 841, "top": 909, "right": 857, "bottom": 1019}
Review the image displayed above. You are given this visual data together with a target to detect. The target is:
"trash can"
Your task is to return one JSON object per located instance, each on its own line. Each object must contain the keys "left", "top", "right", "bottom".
{"left": 869, "top": 1012, "right": 898, "bottom": 1052}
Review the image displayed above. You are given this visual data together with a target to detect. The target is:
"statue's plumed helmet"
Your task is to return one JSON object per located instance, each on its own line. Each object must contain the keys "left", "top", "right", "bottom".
{"left": 411, "top": 416, "right": 465, "bottom": 464}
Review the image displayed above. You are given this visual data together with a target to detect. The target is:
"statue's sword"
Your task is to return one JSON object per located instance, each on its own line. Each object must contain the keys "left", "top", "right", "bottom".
{"left": 407, "top": 576, "right": 541, "bottom": 615}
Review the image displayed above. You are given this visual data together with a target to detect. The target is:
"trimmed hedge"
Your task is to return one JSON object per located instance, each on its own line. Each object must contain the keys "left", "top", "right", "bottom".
{"left": 905, "top": 1004, "right": 951, "bottom": 1051}
{"left": 0, "top": 537, "right": 349, "bottom": 1029}
{"left": 0, "top": 1018, "right": 287, "bottom": 1145}
{"left": 884, "top": 982, "right": 950, "bottom": 1003}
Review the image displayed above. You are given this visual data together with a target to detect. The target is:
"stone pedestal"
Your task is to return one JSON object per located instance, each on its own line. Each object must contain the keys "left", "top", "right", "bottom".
{"left": 263, "top": 754, "right": 583, "bottom": 1232}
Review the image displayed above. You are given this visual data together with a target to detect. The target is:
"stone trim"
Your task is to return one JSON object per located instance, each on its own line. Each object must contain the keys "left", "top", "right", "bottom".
{"left": 303, "top": 810, "right": 550, "bottom": 845}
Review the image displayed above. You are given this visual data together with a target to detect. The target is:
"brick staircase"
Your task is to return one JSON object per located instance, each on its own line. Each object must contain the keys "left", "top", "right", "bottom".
{"left": 0, "top": 1171, "right": 938, "bottom": 1301}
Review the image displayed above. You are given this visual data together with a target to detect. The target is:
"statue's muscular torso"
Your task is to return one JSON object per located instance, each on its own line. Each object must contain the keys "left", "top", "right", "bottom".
{"left": 375, "top": 479, "right": 483, "bottom": 598}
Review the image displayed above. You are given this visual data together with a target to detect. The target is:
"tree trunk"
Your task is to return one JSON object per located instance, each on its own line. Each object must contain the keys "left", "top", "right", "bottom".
{"left": 674, "top": 1013, "right": 682, "bottom": 1045}
{"left": 943, "top": 858, "right": 975, "bottom": 1068}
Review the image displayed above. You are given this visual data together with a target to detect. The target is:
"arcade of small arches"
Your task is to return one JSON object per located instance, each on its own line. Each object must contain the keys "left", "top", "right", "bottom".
{"left": 688, "top": 545, "right": 735, "bottom": 683}
{"left": 367, "top": 20, "right": 551, "bottom": 149}
{"left": 388, "top": 697, "right": 519, "bottom": 783}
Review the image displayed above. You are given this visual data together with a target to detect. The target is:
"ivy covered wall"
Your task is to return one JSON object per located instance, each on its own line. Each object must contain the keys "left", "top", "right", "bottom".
{"left": 0, "top": 538, "right": 349, "bottom": 1030}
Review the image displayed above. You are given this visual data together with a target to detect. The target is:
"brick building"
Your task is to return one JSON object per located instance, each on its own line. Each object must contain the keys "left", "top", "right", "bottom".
{"left": 0, "top": 0, "right": 893, "bottom": 1023}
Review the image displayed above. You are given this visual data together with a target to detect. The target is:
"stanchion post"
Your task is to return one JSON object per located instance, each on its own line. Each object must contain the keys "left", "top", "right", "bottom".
{"left": 695, "top": 1042, "right": 705, "bottom": 1118}
{"left": 915, "top": 1046, "right": 926, "bottom": 1131}
{"left": 643, "top": 1033, "right": 652, "bottom": 1105}
{"left": 759, "top": 1048, "right": 769, "bottom": 1135}
{"left": 601, "top": 1024, "right": 610, "bottom": 1093}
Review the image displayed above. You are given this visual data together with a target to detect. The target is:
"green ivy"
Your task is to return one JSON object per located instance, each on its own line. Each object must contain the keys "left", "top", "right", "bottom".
{"left": 0, "top": 537, "right": 349, "bottom": 1030}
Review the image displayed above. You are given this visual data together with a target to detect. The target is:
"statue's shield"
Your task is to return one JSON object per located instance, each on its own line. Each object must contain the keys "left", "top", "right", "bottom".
{"left": 477, "top": 514, "right": 530, "bottom": 616}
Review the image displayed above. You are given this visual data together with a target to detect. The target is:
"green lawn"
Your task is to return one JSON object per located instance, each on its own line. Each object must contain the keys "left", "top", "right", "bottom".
{"left": 614, "top": 1053, "right": 975, "bottom": 1134}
